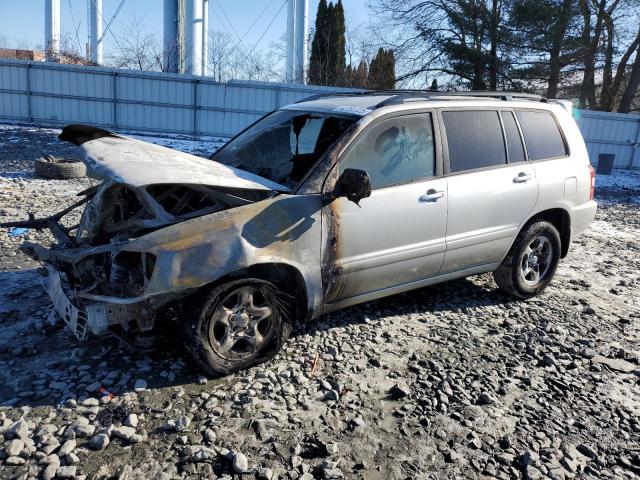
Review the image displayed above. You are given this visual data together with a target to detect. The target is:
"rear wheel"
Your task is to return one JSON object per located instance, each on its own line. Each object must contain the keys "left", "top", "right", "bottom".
{"left": 182, "top": 278, "right": 291, "bottom": 376}
{"left": 493, "top": 221, "right": 561, "bottom": 299}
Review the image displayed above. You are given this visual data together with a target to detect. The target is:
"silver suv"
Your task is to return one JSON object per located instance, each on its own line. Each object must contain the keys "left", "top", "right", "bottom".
{"left": 9, "top": 91, "right": 597, "bottom": 375}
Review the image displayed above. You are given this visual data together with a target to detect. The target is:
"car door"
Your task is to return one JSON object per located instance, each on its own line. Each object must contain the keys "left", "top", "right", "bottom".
{"left": 321, "top": 111, "right": 448, "bottom": 304}
{"left": 439, "top": 109, "right": 539, "bottom": 273}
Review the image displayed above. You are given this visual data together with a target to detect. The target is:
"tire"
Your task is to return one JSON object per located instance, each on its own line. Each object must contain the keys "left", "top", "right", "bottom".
{"left": 182, "top": 278, "right": 292, "bottom": 376}
{"left": 493, "top": 221, "right": 561, "bottom": 299}
{"left": 34, "top": 155, "right": 86, "bottom": 179}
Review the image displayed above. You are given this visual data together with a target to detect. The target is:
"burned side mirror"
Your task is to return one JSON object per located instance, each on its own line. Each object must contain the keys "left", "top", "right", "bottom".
{"left": 334, "top": 168, "right": 372, "bottom": 206}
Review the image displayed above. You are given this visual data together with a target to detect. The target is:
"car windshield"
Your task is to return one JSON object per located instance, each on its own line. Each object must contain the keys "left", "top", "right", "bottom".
{"left": 211, "top": 110, "right": 357, "bottom": 189}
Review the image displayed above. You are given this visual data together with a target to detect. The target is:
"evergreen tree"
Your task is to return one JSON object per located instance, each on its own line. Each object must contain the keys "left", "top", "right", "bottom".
{"left": 430, "top": 78, "right": 438, "bottom": 91}
{"left": 308, "top": 0, "right": 347, "bottom": 86}
{"left": 333, "top": 0, "right": 347, "bottom": 85}
{"left": 354, "top": 60, "right": 368, "bottom": 88}
{"left": 368, "top": 48, "right": 395, "bottom": 89}
{"left": 308, "top": 0, "right": 329, "bottom": 85}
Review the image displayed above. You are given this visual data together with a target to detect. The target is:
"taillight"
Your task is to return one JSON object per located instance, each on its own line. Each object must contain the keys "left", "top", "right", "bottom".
{"left": 589, "top": 164, "right": 595, "bottom": 200}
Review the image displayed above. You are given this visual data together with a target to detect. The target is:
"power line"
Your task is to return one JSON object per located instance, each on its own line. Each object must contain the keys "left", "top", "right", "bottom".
{"left": 233, "top": 0, "right": 278, "bottom": 50}
{"left": 251, "top": 0, "right": 287, "bottom": 51}
{"left": 68, "top": 0, "right": 84, "bottom": 52}
{"left": 215, "top": 0, "right": 251, "bottom": 56}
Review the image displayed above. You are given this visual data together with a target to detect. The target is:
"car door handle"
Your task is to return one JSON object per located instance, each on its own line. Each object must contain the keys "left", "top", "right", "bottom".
{"left": 419, "top": 189, "right": 445, "bottom": 202}
{"left": 513, "top": 172, "right": 533, "bottom": 183}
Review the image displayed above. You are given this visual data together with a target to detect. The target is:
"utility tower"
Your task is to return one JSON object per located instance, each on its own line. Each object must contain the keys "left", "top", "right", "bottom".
{"left": 286, "top": 0, "right": 309, "bottom": 83}
{"left": 45, "top": 0, "right": 61, "bottom": 61}
{"left": 164, "top": 0, "right": 209, "bottom": 75}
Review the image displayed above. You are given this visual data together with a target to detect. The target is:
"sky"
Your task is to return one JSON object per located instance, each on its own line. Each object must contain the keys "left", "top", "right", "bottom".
{"left": 0, "top": 1, "right": 370, "bottom": 56}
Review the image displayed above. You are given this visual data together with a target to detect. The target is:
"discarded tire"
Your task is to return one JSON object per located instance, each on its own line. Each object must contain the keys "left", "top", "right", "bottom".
{"left": 34, "top": 155, "right": 86, "bottom": 180}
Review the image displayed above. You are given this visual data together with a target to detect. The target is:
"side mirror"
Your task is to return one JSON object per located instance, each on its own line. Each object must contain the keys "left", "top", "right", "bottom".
{"left": 334, "top": 168, "right": 372, "bottom": 206}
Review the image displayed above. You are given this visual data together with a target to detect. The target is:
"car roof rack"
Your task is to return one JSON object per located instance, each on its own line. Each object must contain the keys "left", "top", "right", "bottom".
{"left": 295, "top": 89, "right": 548, "bottom": 108}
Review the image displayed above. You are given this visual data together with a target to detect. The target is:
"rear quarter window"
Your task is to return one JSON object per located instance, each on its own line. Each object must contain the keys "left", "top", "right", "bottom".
{"left": 516, "top": 110, "right": 567, "bottom": 160}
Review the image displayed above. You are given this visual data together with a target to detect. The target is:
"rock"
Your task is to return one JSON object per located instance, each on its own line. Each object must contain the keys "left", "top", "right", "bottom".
{"left": 165, "top": 416, "right": 191, "bottom": 432}
{"left": 388, "top": 383, "right": 411, "bottom": 399}
{"left": 591, "top": 355, "right": 636, "bottom": 373}
{"left": 42, "top": 463, "right": 59, "bottom": 480}
{"left": 112, "top": 425, "right": 140, "bottom": 443}
{"left": 325, "top": 442, "right": 339, "bottom": 455}
{"left": 134, "top": 379, "right": 147, "bottom": 392}
{"left": 577, "top": 443, "right": 597, "bottom": 459}
{"left": 6, "top": 419, "right": 29, "bottom": 440}
{"left": 89, "top": 434, "right": 110, "bottom": 451}
{"left": 519, "top": 451, "right": 538, "bottom": 466}
{"left": 74, "top": 422, "right": 96, "bottom": 438}
{"left": 124, "top": 413, "right": 139, "bottom": 428}
{"left": 323, "top": 467, "right": 344, "bottom": 479}
{"left": 5, "top": 456, "right": 25, "bottom": 465}
{"left": 58, "top": 439, "right": 76, "bottom": 456}
{"left": 257, "top": 467, "right": 274, "bottom": 479}
{"left": 4, "top": 439, "right": 24, "bottom": 457}
{"left": 476, "top": 393, "right": 496, "bottom": 406}
{"left": 542, "top": 355, "right": 556, "bottom": 367}
{"left": 323, "top": 390, "right": 340, "bottom": 401}
{"left": 232, "top": 451, "right": 249, "bottom": 473}
{"left": 56, "top": 465, "right": 77, "bottom": 479}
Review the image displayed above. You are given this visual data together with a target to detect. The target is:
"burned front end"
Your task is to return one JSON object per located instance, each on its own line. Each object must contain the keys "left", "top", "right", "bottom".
{"left": 4, "top": 125, "right": 289, "bottom": 343}
{"left": 16, "top": 180, "right": 269, "bottom": 341}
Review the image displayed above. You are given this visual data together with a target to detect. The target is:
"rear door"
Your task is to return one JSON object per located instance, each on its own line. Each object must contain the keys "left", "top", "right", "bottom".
{"left": 439, "top": 109, "right": 538, "bottom": 273}
{"left": 322, "top": 111, "right": 448, "bottom": 303}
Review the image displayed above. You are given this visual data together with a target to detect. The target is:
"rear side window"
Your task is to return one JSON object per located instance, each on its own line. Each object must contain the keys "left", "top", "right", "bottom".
{"left": 516, "top": 110, "right": 567, "bottom": 160}
{"left": 500, "top": 111, "right": 526, "bottom": 163}
{"left": 442, "top": 110, "right": 506, "bottom": 172}
{"left": 339, "top": 113, "right": 435, "bottom": 189}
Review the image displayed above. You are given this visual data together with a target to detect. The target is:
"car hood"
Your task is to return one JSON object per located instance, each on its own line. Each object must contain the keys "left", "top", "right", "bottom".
{"left": 58, "top": 124, "right": 290, "bottom": 192}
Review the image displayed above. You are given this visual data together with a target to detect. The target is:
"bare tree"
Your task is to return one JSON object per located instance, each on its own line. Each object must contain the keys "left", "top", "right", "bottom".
{"left": 109, "top": 15, "right": 163, "bottom": 71}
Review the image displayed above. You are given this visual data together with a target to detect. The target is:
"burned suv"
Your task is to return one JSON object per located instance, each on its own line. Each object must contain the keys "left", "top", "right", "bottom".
{"left": 7, "top": 91, "right": 597, "bottom": 375}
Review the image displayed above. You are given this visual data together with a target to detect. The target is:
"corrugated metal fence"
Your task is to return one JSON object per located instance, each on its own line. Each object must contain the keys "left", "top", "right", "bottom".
{"left": 1, "top": 58, "right": 639, "bottom": 168}
{"left": 0, "top": 58, "right": 356, "bottom": 138}
{"left": 575, "top": 110, "right": 640, "bottom": 169}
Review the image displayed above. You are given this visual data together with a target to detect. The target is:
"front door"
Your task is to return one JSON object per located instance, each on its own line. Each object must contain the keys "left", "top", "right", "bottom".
{"left": 322, "top": 112, "right": 448, "bottom": 304}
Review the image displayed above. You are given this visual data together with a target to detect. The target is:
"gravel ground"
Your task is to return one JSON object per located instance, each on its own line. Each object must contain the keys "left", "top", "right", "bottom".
{"left": 0, "top": 123, "right": 639, "bottom": 480}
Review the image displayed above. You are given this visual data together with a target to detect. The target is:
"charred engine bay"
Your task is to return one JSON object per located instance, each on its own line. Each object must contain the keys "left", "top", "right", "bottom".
{"left": 16, "top": 181, "right": 271, "bottom": 302}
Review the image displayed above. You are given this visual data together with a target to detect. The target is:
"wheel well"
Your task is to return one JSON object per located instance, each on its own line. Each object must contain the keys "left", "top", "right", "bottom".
{"left": 525, "top": 209, "right": 571, "bottom": 257}
{"left": 201, "top": 263, "right": 309, "bottom": 324}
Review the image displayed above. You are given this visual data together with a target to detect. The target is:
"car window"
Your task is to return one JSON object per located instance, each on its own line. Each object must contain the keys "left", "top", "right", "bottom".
{"left": 500, "top": 111, "right": 526, "bottom": 163}
{"left": 212, "top": 110, "right": 356, "bottom": 189}
{"left": 515, "top": 110, "right": 567, "bottom": 160}
{"left": 339, "top": 113, "right": 435, "bottom": 189}
{"left": 442, "top": 110, "right": 506, "bottom": 172}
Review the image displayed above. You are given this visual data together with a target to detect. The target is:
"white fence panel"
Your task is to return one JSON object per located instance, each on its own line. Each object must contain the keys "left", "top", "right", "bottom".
{"left": 576, "top": 110, "right": 640, "bottom": 169}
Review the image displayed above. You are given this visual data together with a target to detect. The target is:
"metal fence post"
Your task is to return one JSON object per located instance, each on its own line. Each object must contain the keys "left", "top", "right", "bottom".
{"left": 631, "top": 118, "right": 640, "bottom": 169}
{"left": 25, "top": 63, "right": 32, "bottom": 123}
{"left": 192, "top": 79, "right": 198, "bottom": 138}
{"left": 111, "top": 71, "right": 118, "bottom": 129}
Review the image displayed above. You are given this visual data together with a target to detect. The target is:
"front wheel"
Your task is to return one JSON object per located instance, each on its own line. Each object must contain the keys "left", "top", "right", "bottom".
{"left": 493, "top": 221, "right": 561, "bottom": 299}
{"left": 182, "top": 279, "right": 291, "bottom": 376}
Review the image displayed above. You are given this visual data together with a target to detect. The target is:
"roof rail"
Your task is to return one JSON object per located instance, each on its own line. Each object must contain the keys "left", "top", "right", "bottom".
{"left": 294, "top": 90, "right": 370, "bottom": 103}
{"left": 294, "top": 89, "right": 547, "bottom": 108}
{"left": 374, "top": 90, "right": 547, "bottom": 107}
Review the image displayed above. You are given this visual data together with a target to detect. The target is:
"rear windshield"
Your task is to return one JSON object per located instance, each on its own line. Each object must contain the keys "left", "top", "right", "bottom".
{"left": 212, "top": 110, "right": 356, "bottom": 189}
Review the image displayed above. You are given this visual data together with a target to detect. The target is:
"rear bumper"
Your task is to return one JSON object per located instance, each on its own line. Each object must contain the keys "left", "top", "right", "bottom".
{"left": 571, "top": 200, "right": 597, "bottom": 240}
